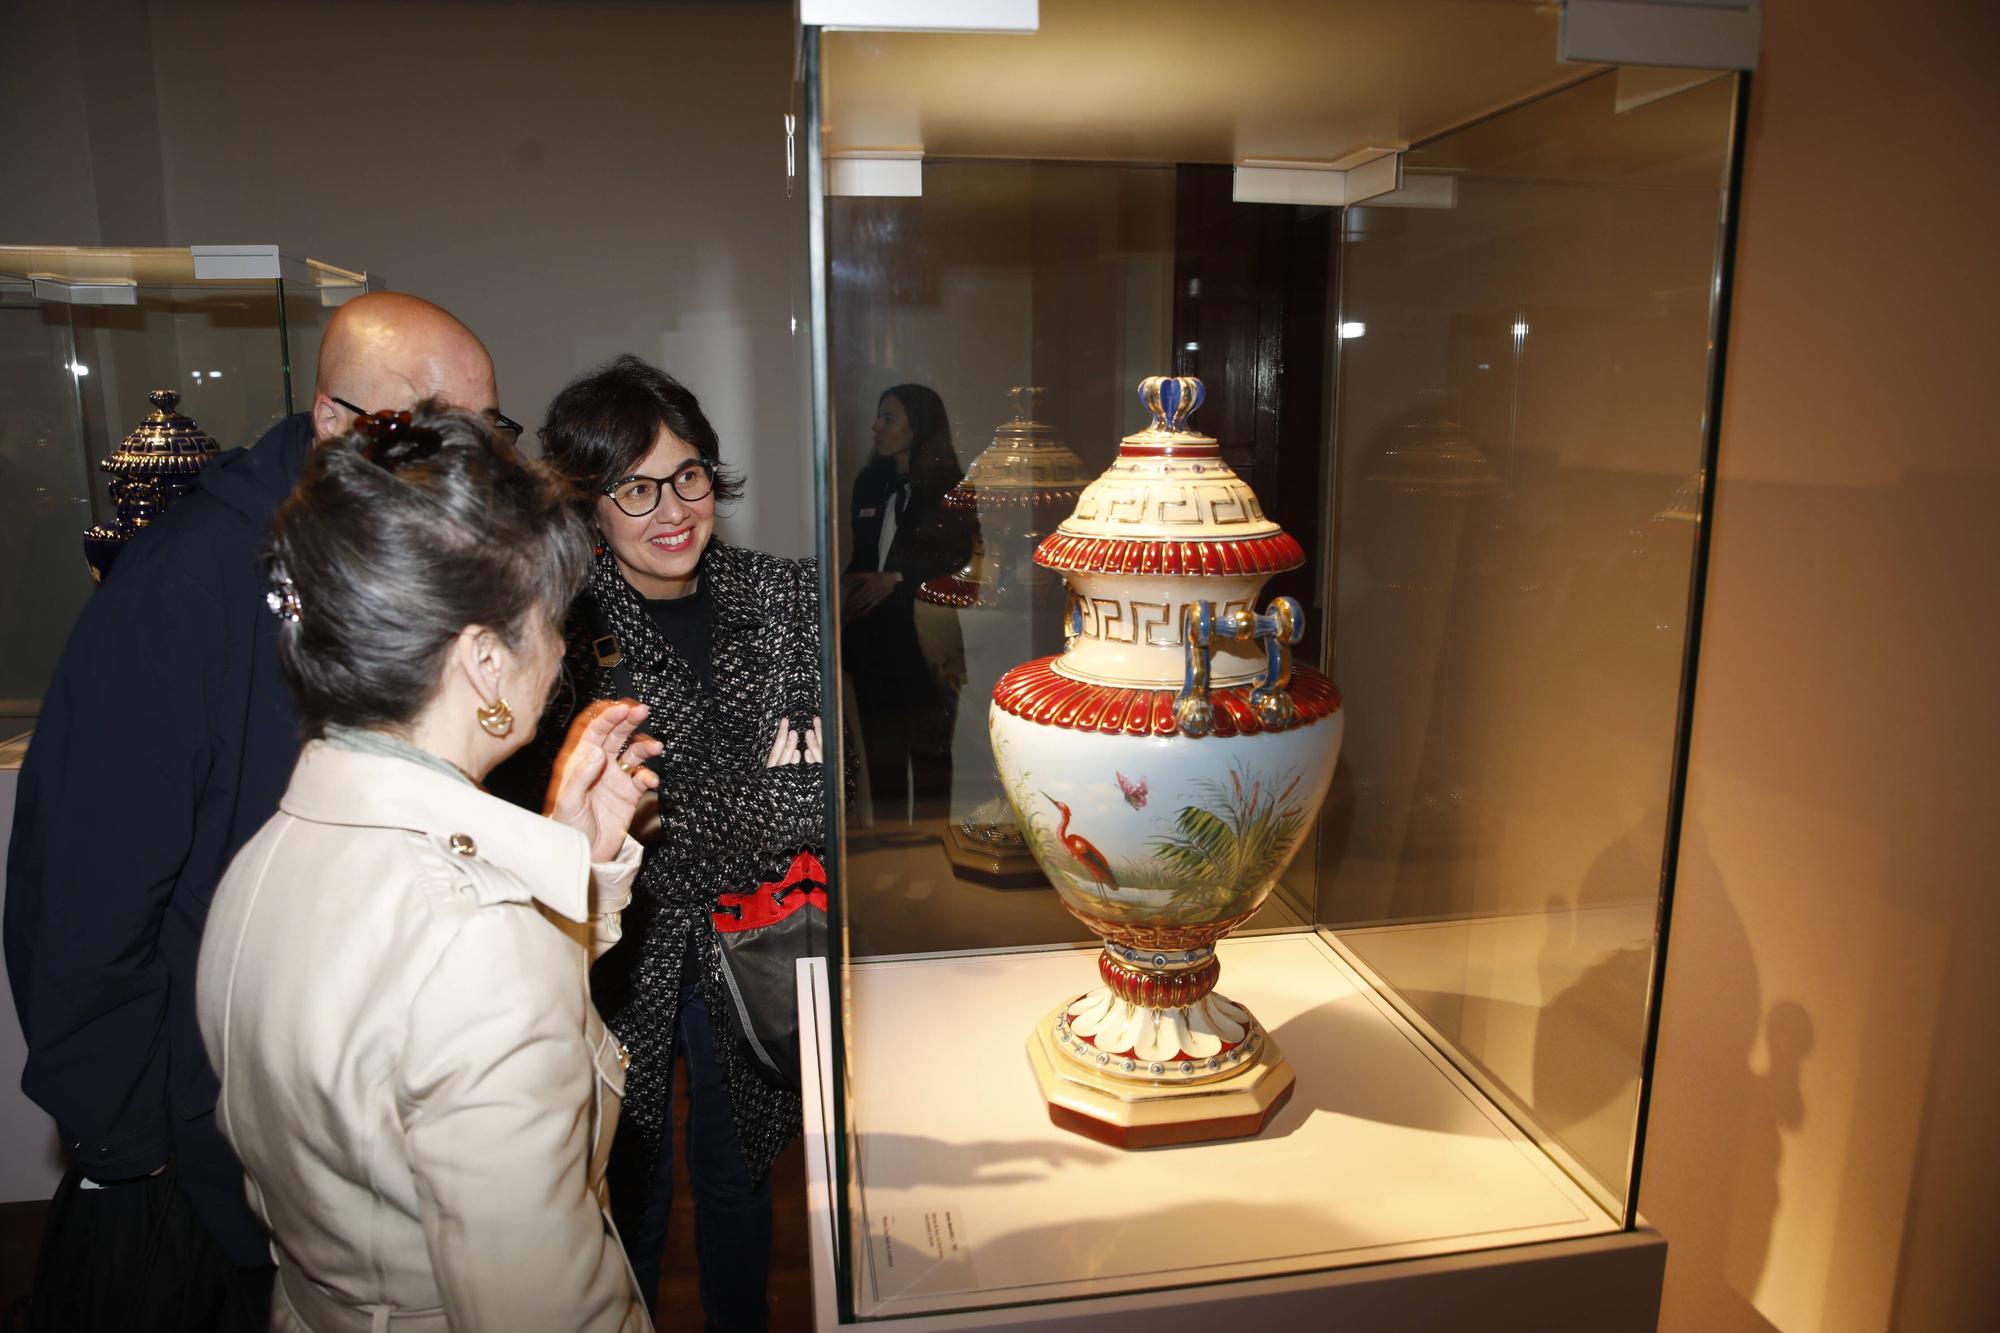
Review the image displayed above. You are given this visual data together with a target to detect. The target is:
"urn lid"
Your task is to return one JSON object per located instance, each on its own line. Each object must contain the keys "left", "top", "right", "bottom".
{"left": 104, "top": 389, "right": 221, "bottom": 478}
{"left": 1035, "top": 375, "right": 1303, "bottom": 577}
{"left": 943, "top": 386, "right": 1091, "bottom": 515}
{"left": 1366, "top": 390, "right": 1495, "bottom": 496}
{"left": 919, "top": 387, "right": 1089, "bottom": 611}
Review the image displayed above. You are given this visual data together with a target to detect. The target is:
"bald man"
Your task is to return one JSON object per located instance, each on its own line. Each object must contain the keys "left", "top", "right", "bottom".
{"left": 309, "top": 290, "right": 500, "bottom": 442}
{"left": 5, "top": 292, "right": 501, "bottom": 1329}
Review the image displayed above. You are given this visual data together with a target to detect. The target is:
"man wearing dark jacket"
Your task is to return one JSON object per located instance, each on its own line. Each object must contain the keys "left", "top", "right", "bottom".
{"left": 5, "top": 291, "right": 498, "bottom": 1327}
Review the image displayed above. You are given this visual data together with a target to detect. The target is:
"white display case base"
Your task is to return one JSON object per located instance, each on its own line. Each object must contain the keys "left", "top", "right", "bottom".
{"left": 796, "top": 935, "right": 1665, "bottom": 1328}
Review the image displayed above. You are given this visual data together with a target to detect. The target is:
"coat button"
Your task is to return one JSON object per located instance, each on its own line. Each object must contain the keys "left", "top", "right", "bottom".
{"left": 447, "top": 833, "right": 477, "bottom": 856}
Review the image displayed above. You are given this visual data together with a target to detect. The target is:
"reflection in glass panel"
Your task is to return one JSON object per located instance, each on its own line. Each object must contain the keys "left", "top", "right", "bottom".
{"left": 0, "top": 285, "right": 90, "bottom": 721}
{"left": 1322, "top": 71, "right": 1738, "bottom": 1213}
{"left": 829, "top": 160, "right": 1344, "bottom": 957}
{"left": 917, "top": 387, "right": 1092, "bottom": 888}
{"left": 830, "top": 161, "right": 1174, "bottom": 957}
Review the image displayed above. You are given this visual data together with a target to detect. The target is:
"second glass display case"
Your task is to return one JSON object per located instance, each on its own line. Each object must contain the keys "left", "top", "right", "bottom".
{"left": 0, "top": 245, "right": 369, "bottom": 732}
{"left": 802, "top": 3, "right": 1740, "bottom": 1322}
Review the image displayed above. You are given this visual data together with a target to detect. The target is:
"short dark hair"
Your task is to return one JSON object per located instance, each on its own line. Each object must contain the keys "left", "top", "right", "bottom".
{"left": 539, "top": 354, "right": 744, "bottom": 507}
{"left": 265, "top": 404, "right": 592, "bottom": 738}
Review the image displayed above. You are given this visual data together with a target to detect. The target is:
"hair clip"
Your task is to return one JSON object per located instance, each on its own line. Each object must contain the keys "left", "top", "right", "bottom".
{"left": 266, "top": 570, "right": 303, "bottom": 624}
{"left": 352, "top": 410, "right": 447, "bottom": 470}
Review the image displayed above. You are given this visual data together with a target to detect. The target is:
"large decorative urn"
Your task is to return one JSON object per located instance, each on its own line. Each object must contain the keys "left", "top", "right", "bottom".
{"left": 916, "top": 387, "right": 1091, "bottom": 885}
{"left": 82, "top": 388, "right": 222, "bottom": 581}
{"left": 991, "top": 374, "right": 1344, "bottom": 1148}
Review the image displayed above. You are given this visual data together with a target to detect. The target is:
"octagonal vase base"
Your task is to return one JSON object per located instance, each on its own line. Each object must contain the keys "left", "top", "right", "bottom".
{"left": 942, "top": 820, "right": 1048, "bottom": 888}
{"left": 1027, "top": 1001, "right": 1295, "bottom": 1149}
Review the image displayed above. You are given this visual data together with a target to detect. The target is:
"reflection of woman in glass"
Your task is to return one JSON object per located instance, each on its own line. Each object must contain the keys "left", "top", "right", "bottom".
{"left": 518, "top": 356, "right": 823, "bottom": 1327}
{"left": 843, "top": 384, "right": 974, "bottom": 821}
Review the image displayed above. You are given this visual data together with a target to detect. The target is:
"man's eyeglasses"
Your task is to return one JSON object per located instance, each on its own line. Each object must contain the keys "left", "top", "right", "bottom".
{"left": 602, "top": 460, "right": 716, "bottom": 518}
{"left": 332, "top": 396, "right": 522, "bottom": 445}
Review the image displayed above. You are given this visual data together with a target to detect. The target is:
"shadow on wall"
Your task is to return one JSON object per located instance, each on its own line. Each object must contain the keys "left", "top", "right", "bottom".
{"left": 1647, "top": 466, "right": 2000, "bottom": 1332}
{"left": 1644, "top": 817, "right": 1809, "bottom": 1332}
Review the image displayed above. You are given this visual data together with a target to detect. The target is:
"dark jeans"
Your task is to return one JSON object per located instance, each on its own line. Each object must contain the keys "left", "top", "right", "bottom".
{"left": 627, "top": 986, "right": 773, "bottom": 1332}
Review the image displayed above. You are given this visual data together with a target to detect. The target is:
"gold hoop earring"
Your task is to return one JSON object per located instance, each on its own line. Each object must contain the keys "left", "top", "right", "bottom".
{"left": 476, "top": 698, "right": 514, "bottom": 738}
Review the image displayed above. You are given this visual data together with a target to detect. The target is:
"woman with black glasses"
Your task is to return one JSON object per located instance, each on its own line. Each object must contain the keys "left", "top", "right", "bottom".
{"left": 505, "top": 354, "right": 823, "bottom": 1329}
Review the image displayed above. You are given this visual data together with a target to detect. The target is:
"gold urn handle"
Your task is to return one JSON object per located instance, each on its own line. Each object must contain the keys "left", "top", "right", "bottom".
{"left": 1174, "top": 596, "right": 1305, "bottom": 737}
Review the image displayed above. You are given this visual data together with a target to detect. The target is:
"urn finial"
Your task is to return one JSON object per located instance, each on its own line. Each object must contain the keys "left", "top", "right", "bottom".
{"left": 1007, "top": 385, "right": 1046, "bottom": 422}
{"left": 1138, "top": 375, "right": 1205, "bottom": 434}
{"left": 83, "top": 387, "right": 221, "bottom": 581}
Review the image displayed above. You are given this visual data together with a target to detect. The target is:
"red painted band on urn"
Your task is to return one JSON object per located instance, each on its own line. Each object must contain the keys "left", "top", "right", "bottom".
{"left": 993, "top": 657, "right": 1341, "bottom": 736}
{"left": 1033, "top": 530, "right": 1305, "bottom": 576}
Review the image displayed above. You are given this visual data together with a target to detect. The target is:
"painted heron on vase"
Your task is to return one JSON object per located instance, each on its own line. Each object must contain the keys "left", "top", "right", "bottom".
{"left": 1043, "top": 792, "right": 1114, "bottom": 886}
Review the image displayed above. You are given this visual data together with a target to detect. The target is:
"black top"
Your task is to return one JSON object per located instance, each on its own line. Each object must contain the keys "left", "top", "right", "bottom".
{"left": 644, "top": 581, "right": 713, "bottom": 693}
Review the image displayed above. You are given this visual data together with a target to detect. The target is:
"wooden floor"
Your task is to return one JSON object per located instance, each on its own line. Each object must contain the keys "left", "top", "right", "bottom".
{"left": 0, "top": 1060, "right": 818, "bottom": 1330}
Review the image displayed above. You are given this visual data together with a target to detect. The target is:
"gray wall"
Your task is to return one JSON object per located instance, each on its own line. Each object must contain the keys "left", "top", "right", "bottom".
{"left": 1, "top": 0, "right": 809, "bottom": 556}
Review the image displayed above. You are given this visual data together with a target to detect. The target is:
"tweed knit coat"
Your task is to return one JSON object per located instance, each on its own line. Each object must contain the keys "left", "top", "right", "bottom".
{"left": 527, "top": 540, "right": 824, "bottom": 1237}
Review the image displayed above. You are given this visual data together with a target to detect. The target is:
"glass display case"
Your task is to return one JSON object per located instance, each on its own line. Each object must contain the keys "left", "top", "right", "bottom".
{"left": 0, "top": 245, "right": 369, "bottom": 731}
{"left": 797, "top": 3, "right": 1742, "bottom": 1324}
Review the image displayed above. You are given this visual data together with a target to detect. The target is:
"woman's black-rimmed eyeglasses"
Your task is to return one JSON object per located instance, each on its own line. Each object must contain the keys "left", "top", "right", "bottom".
{"left": 332, "top": 396, "right": 523, "bottom": 444}
{"left": 602, "top": 460, "right": 716, "bottom": 518}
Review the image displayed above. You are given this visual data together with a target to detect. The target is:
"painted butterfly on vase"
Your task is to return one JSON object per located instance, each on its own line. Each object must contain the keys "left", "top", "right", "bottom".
{"left": 1116, "top": 772, "right": 1148, "bottom": 810}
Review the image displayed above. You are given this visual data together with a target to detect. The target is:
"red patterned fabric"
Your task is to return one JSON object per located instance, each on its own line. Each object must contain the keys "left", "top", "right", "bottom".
{"left": 713, "top": 850, "right": 828, "bottom": 933}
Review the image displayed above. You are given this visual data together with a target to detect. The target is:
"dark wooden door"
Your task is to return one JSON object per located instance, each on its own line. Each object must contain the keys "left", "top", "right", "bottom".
{"left": 1171, "top": 164, "right": 1334, "bottom": 659}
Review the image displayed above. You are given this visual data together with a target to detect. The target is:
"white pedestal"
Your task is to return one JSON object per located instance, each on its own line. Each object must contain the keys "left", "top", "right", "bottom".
{"left": 796, "top": 935, "right": 1665, "bottom": 1329}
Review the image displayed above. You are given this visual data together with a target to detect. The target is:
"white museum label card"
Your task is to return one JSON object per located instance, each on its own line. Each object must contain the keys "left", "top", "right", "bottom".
{"left": 868, "top": 1203, "right": 978, "bottom": 1299}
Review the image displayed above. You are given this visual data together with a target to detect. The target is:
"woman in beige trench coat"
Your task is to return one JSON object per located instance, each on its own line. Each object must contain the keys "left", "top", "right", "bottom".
{"left": 196, "top": 406, "right": 657, "bottom": 1331}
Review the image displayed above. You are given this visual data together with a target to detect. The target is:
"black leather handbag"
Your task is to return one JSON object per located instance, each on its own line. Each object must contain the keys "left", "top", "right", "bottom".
{"left": 711, "top": 849, "right": 828, "bottom": 1090}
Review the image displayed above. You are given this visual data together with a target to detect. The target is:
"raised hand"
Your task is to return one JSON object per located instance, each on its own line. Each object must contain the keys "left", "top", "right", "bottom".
{"left": 546, "top": 699, "right": 663, "bottom": 861}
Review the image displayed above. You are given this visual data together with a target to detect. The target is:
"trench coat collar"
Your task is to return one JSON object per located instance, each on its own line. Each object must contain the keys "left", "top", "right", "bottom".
{"left": 279, "top": 741, "right": 593, "bottom": 922}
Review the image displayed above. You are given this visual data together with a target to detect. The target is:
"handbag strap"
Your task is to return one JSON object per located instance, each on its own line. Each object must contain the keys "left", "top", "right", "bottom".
{"left": 590, "top": 626, "right": 642, "bottom": 709}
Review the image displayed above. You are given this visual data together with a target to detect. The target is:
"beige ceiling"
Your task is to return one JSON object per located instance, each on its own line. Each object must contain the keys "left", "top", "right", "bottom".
{"left": 820, "top": 0, "right": 1597, "bottom": 165}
